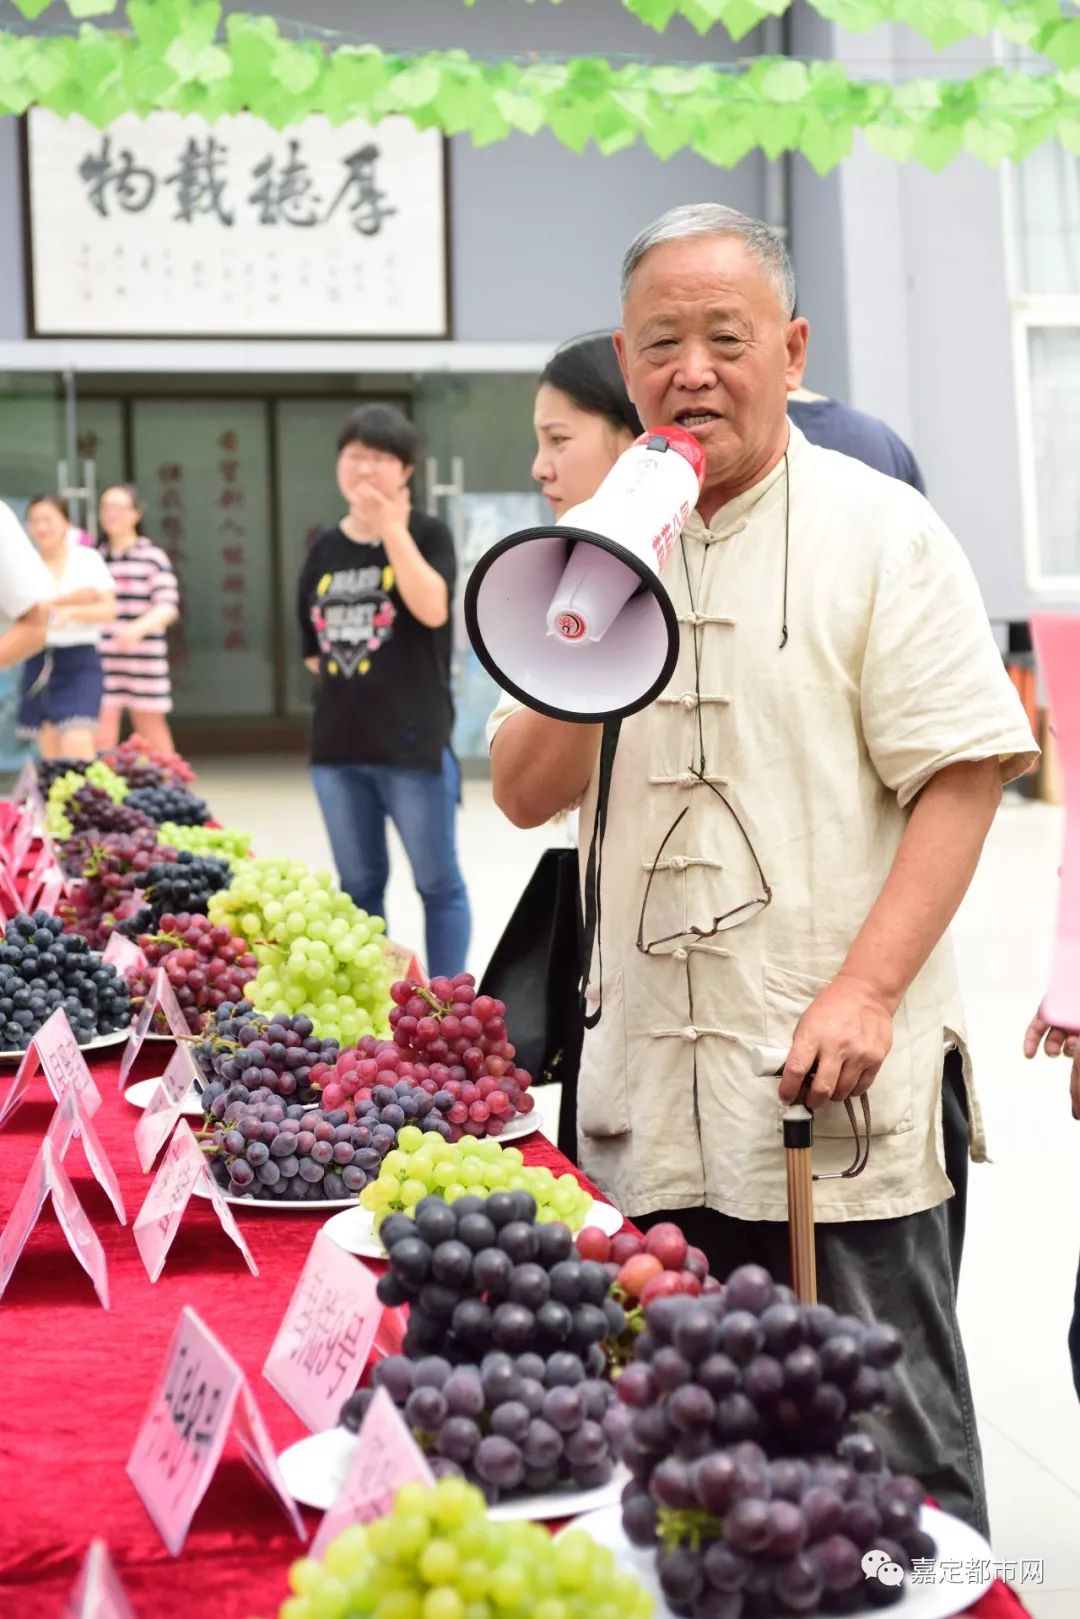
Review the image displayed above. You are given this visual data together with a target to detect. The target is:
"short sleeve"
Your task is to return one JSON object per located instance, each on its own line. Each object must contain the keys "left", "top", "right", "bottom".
{"left": 0, "top": 502, "right": 54, "bottom": 622}
{"left": 81, "top": 548, "right": 115, "bottom": 593}
{"left": 297, "top": 542, "right": 321, "bottom": 659}
{"left": 861, "top": 518, "right": 1039, "bottom": 807}
{"left": 416, "top": 515, "right": 456, "bottom": 597}
{"left": 149, "top": 548, "right": 180, "bottom": 611}
{"left": 486, "top": 690, "right": 525, "bottom": 753}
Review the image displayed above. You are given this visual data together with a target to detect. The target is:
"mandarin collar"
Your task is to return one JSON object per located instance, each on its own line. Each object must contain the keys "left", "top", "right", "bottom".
{"left": 683, "top": 423, "right": 803, "bottom": 546}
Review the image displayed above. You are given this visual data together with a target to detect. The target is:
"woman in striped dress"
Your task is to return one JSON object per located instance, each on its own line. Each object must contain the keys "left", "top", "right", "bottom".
{"left": 96, "top": 483, "right": 181, "bottom": 753}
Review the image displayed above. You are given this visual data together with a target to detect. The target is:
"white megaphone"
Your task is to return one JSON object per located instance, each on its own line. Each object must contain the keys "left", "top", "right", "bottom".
{"left": 465, "top": 426, "right": 705, "bottom": 723}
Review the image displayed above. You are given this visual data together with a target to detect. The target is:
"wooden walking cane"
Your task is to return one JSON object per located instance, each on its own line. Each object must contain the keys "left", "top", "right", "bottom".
{"left": 751, "top": 1046, "right": 871, "bottom": 1305}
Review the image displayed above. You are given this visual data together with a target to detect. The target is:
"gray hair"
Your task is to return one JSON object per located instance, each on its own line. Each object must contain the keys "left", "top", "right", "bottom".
{"left": 620, "top": 203, "right": 796, "bottom": 317}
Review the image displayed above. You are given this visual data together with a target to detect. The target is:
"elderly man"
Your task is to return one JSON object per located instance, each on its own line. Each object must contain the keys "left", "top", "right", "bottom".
{"left": 489, "top": 204, "right": 1037, "bottom": 1531}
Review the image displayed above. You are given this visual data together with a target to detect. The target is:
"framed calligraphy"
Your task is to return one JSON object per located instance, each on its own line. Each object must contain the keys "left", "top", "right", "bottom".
{"left": 24, "top": 109, "right": 449, "bottom": 338}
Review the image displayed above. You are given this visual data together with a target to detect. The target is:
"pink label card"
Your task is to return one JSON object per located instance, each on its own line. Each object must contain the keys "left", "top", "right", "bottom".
{"left": 0, "top": 1138, "right": 50, "bottom": 1298}
{"left": 384, "top": 938, "right": 427, "bottom": 987}
{"left": 48, "top": 1088, "right": 127, "bottom": 1225}
{"left": 127, "top": 1306, "right": 303, "bottom": 1556}
{"left": 127, "top": 1305, "right": 243, "bottom": 1556}
{"left": 263, "top": 1229, "right": 382, "bottom": 1432}
{"left": 48, "top": 1138, "right": 111, "bottom": 1308}
{"left": 120, "top": 968, "right": 190, "bottom": 1085}
{"left": 133, "top": 1120, "right": 257, "bottom": 1283}
{"left": 32, "top": 867, "right": 67, "bottom": 917}
{"left": 159, "top": 1041, "right": 201, "bottom": 1107}
{"left": 311, "top": 1386, "right": 436, "bottom": 1557}
{"left": 63, "top": 1539, "right": 138, "bottom": 1619}
{"left": 133, "top": 1081, "right": 184, "bottom": 1174}
{"left": 0, "top": 864, "right": 21, "bottom": 914}
{"left": 132, "top": 1045, "right": 201, "bottom": 1176}
{"left": 12, "top": 760, "right": 37, "bottom": 805}
{"left": 18, "top": 1007, "right": 103, "bottom": 1113}
{"left": 231, "top": 1379, "right": 307, "bottom": 1541}
{"left": 1, "top": 1007, "right": 103, "bottom": 1130}
{"left": 103, "top": 933, "right": 150, "bottom": 974}
{"left": 0, "top": 1138, "right": 109, "bottom": 1307}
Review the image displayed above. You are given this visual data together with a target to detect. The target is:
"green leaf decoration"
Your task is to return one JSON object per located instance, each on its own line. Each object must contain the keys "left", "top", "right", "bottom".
{"left": 3, "top": 2, "right": 1080, "bottom": 175}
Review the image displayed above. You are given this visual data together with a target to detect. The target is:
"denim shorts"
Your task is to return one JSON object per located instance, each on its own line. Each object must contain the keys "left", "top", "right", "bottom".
{"left": 18, "top": 643, "right": 104, "bottom": 736}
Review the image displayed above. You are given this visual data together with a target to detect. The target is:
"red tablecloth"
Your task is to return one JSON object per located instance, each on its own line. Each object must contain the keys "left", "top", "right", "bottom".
{"left": 0, "top": 1047, "right": 1030, "bottom": 1619}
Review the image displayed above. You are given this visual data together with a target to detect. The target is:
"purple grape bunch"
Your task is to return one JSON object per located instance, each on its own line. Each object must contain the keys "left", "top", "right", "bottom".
{"left": 614, "top": 1266, "right": 933, "bottom": 1616}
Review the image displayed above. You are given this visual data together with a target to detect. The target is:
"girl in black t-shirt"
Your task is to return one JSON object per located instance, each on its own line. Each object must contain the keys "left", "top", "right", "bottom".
{"left": 298, "top": 404, "right": 470, "bottom": 976}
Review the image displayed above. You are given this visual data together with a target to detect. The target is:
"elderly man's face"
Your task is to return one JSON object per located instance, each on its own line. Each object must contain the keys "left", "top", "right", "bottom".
{"left": 615, "top": 235, "right": 808, "bottom": 517}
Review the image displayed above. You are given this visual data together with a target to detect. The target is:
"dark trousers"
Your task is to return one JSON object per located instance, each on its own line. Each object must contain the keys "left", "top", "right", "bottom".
{"left": 635, "top": 1051, "right": 989, "bottom": 1539}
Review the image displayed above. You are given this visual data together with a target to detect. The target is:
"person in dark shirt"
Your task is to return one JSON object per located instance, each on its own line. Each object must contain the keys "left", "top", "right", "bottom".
{"left": 787, "top": 388, "right": 926, "bottom": 493}
{"left": 297, "top": 404, "right": 470, "bottom": 976}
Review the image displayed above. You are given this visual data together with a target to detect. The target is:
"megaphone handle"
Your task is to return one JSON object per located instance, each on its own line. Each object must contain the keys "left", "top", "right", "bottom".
{"left": 580, "top": 717, "right": 622, "bottom": 1031}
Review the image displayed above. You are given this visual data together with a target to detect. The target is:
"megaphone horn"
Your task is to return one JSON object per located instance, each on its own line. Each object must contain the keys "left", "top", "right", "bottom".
{"left": 465, "top": 426, "right": 705, "bottom": 725}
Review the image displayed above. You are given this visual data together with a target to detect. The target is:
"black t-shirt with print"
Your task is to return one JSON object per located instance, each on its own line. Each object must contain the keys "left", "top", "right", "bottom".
{"left": 297, "top": 514, "right": 456, "bottom": 771}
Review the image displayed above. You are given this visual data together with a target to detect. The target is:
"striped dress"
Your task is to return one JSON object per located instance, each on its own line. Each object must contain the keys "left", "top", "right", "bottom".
{"left": 98, "top": 537, "right": 180, "bottom": 713}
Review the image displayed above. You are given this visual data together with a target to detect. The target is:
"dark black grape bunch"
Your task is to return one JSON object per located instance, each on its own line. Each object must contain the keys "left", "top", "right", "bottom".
{"left": 375, "top": 1191, "right": 626, "bottom": 1367}
{"left": 132, "top": 850, "right": 231, "bottom": 929}
{"left": 125, "top": 783, "right": 211, "bottom": 827}
{"left": 613, "top": 1270, "right": 929, "bottom": 1617}
{"left": 0, "top": 910, "right": 133, "bottom": 1051}
{"left": 341, "top": 1344, "right": 622, "bottom": 1506}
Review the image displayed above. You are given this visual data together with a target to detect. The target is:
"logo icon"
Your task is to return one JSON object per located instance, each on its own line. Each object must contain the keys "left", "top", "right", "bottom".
{"left": 863, "top": 1549, "right": 906, "bottom": 1588}
{"left": 555, "top": 612, "right": 586, "bottom": 642}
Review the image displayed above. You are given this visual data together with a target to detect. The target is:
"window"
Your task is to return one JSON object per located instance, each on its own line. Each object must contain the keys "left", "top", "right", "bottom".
{"left": 1009, "top": 139, "right": 1080, "bottom": 593}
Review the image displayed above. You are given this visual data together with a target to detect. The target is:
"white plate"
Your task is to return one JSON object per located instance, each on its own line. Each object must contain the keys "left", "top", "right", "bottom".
{"left": 560, "top": 1503, "right": 993, "bottom": 1619}
{"left": 0, "top": 1026, "right": 130, "bottom": 1065}
{"left": 192, "top": 1181, "right": 358, "bottom": 1212}
{"left": 492, "top": 1112, "right": 540, "bottom": 1142}
{"left": 323, "top": 1194, "right": 623, "bottom": 1259}
{"left": 124, "top": 1076, "right": 204, "bottom": 1116}
{"left": 278, "top": 1426, "right": 630, "bottom": 1520}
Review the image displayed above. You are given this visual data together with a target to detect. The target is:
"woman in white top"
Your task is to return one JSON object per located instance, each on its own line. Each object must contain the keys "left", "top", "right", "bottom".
{"left": 18, "top": 494, "right": 115, "bottom": 760}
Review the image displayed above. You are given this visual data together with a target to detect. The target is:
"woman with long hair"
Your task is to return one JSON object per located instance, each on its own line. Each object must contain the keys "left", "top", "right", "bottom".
{"left": 96, "top": 483, "right": 180, "bottom": 753}
{"left": 17, "top": 494, "right": 115, "bottom": 760}
{"left": 531, "top": 331, "right": 643, "bottom": 518}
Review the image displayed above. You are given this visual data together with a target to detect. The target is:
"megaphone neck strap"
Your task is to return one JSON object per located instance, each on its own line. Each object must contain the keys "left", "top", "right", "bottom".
{"left": 581, "top": 717, "right": 622, "bottom": 1031}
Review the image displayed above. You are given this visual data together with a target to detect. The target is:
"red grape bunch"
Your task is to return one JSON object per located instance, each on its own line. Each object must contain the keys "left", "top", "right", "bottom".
{"left": 314, "top": 975, "right": 534, "bottom": 1140}
{"left": 60, "top": 829, "right": 178, "bottom": 950}
{"left": 101, "top": 735, "right": 197, "bottom": 789}
{"left": 125, "top": 913, "right": 258, "bottom": 1034}
{"left": 613, "top": 1269, "right": 930, "bottom": 1616}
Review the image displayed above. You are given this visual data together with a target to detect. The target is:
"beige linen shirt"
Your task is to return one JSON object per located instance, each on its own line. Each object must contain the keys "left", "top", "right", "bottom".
{"left": 488, "top": 427, "right": 1038, "bottom": 1222}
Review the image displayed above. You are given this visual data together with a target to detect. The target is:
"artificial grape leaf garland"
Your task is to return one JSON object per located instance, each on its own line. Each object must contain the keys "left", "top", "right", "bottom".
{"left": 1, "top": 0, "right": 1079, "bottom": 172}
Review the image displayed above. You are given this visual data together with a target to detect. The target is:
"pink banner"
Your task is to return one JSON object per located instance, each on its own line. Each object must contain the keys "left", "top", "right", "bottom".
{"left": 0, "top": 1138, "right": 109, "bottom": 1308}
{"left": 1033, "top": 613, "right": 1080, "bottom": 1030}
{"left": 48, "top": 1089, "right": 127, "bottom": 1225}
{"left": 133, "top": 1121, "right": 256, "bottom": 1283}
{"left": 63, "top": 1540, "right": 138, "bottom": 1619}
{"left": 311, "top": 1386, "right": 435, "bottom": 1557}
{"left": 120, "top": 968, "right": 190, "bottom": 1085}
{"left": 263, "top": 1230, "right": 382, "bottom": 1432}
{"left": 127, "top": 1306, "right": 303, "bottom": 1556}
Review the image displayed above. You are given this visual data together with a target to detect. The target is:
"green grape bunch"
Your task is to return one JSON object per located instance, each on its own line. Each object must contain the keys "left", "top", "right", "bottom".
{"left": 209, "top": 857, "right": 392, "bottom": 1046}
{"left": 279, "top": 1476, "right": 653, "bottom": 1619}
